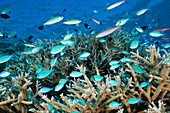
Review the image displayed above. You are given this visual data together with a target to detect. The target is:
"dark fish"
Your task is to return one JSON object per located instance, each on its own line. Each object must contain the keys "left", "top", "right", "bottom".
{"left": 13, "top": 35, "right": 17, "bottom": 38}
{"left": 154, "top": 40, "right": 160, "bottom": 44}
{"left": 84, "top": 23, "right": 91, "bottom": 29}
{"left": 28, "top": 35, "right": 33, "bottom": 40}
{"left": 74, "top": 29, "right": 78, "bottom": 32}
{"left": 0, "top": 14, "right": 10, "bottom": 19}
{"left": 84, "top": 15, "right": 87, "bottom": 18}
{"left": 141, "top": 26, "right": 148, "bottom": 30}
{"left": 63, "top": 9, "right": 66, "bottom": 12}
{"left": 38, "top": 25, "right": 44, "bottom": 30}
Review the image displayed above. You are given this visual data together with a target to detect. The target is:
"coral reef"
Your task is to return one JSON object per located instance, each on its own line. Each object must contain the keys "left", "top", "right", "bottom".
{"left": 0, "top": 30, "right": 169, "bottom": 113}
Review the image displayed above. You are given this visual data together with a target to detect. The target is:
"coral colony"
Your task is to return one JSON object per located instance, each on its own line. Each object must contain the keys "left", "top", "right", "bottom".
{"left": 0, "top": 29, "right": 169, "bottom": 113}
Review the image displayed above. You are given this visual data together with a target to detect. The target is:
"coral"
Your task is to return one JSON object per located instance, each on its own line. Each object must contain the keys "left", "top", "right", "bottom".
{"left": 0, "top": 31, "right": 169, "bottom": 113}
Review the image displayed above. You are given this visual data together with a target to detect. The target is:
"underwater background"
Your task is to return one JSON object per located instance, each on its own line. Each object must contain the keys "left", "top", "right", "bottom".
{"left": 0, "top": 0, "right": 170, "bottom": 113}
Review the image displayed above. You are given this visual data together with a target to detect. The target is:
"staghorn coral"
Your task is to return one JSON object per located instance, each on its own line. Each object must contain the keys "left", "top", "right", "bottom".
{"left": 0, "top": 31, "right": 169, "bottom": 113}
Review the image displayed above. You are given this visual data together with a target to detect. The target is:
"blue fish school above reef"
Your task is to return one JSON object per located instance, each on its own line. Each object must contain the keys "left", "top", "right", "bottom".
{"left": 0, "top": 0, "right": 170, "bottom": 113}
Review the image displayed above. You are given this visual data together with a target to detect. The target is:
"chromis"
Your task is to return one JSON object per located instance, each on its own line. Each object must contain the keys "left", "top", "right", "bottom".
{"left": 37, "top": 69, "right": 55, "bottom": 79}
{"left": 31, "top": 46, "right": 43, "bottom": 54}
{"left": 108, "top": 80, "right": 118, "bottom": 87}
{"left": 0, "top": 71, "right": 10, "bottom": 77}
{"left": 120, "top": 57, "right": 132, "bottom": 63}
{"left": 130, "top": 40, "right": 139, "bottom": 49}
{"left": 50, "top": 57, "right": 58, "bottom": 67}
{"left": 106, "top": 0, "right": 125, "bottom": 10}
{"left": 164, "top": 43, "right": 170, "bottom": 48}
{"left": 109, "top": 60, "right": 119, "bottom": 65}
{"left": 63, "top": 19, "right": 81, "bottom": 25}
{"left": 149, "top": 31, "right": 165, "bottom": 37}
{"left": 93, "top": 75, "right": 103, "bottom": 82}
{"left": 63, "top": 33, "right": 74, "bottom": 40}
{"left": 108, "top": 101, "right": 122, "bottom": 108}
{"left": 78, "top": 51, "right": 90, "bottom": 61}
{"left": 39, "top": 87, "right": 53, "bottom": 93}
{"left": 55, "top": 83, "right": 65, "bottom": 91}
{"left": 44, "top": 16, "right": 64, "bottom": 25}
{"left": 50, "top": 45, "right": 65, "bottom": 54}
{"left": 132, "top": 65, "right": 145, "bottom": 74}
{"left": 59, "top": 79, "right": 68, "bottom": 84}
{"left": 137, "top": 8, "right": 148, "bottom": 16}
{"left": 70, "top": 71, "right": 85, "bottom": 77}
{"left": 126, "top": 97, "right": 143, "bottom": 104}
{"left": 0, "top": 54, "right": 13, "bottom": 64}
{"left": 110, "top": 64, "right": 120, "bottom": 70}
{"left": 139, "top": 82, "right": 150, "bottom": 88}
{"left": 136, "top": 27, "right": 143, "bottom": 33}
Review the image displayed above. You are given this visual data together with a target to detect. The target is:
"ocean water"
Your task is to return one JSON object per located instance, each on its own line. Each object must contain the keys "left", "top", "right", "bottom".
{"left": 0, "top": 0, "right": 170, "bottom": 49}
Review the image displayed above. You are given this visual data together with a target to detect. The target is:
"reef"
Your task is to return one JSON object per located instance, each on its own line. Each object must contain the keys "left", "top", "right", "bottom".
{"left": 0, "top": 30, "right": 169, "bottom": 113}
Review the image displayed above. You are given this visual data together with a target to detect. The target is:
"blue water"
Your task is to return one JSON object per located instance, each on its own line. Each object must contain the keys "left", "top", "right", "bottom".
{"left": 0, "top": 0, "right": 170, "bottom": 44}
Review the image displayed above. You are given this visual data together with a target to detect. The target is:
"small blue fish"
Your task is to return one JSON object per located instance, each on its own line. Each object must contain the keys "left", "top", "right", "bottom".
{"left": 108, "top": 80, "right": 119, "bottom": 87}
{"left": 36, "top": 67, "right": 43, "bottom": 74}
{"left": 0, "top": 54, "right": 14, "bottom": 64}
{"left": 126, "top": 97, "right": 143, "bottom": 104}
{"left": 50, "top": 45, "right": 65, "bottom": 54}
{"left": 139, "top": 82, "right": 150, "bottom": 88}
{"left": 108, "top": 101, "right": 122, "bottom": 108}
{"left": 93, "top": 75, "right": 103, "bottom": 82}
{"left": 55, "top": 83, "right": 65, "bottom": 91}
{"left": 59, "top": 79, "right": 68, "bottom": 84}
{"left": 39, "top": 87, "right": 53, "bottom": 93}
{"left": 70, "top": 71, "right": 85, "bottom": 77}
{"left": 37, "top": 69, "right": 55, "bottom": 79}
{"left": 0, "top": 71, "right": 10, "bottom": 77}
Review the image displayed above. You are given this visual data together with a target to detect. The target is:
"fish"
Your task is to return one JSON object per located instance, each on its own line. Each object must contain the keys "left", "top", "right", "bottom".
{"left": 60, "top": 40, "right": 74, "bottom": 46}
{"left": 126, "top": 97, "right": 143, "bottom": 104}
{"left": 0, "top": 14, "right": 10, "bottom": 19}
{"left": 63, "top": 19, "right": 81, "bottom": 25}
{"left": 109, "top": 60, "right": 119, "bottom": 65}
{"left": 96, "top": 26, "right": 120, "bottom": 38}
{"left": 136, "top": 8, "right": 148, "bottom": 16}
{"left": 73, "top": 98, "right": 85, "bottom": 104}
{"left": 59, "top": 79, "right": 68, "bottom": 84}
{"left": 55, "top": 83, "right": 65, "bottom": 91}
{"left": 39, "top": 87, "right": 53, "bottom": 93}
{"left": 99, "top": 38, "right": 106, "bottom": 43}
{"left": 120, "top": 57, "right": 132, "bottom": 63}
{"left": 8, "top": 31, "right": 17, "bottom": 38}
{"left": 28, "top": 35, "right": 33, "bottom": 40}
{"left": 63, "top": 33, "right": 74, "bottom": 40}
{"left": 63, "top": 9, "right": 66, "bottom": 12}
{"left": 149, "top": 31, "right": 165, "bottom": 37}
{"left": 31, "top": 46, "right": 43, "bottom": 54}
{"left": 24, "top": 43, "right": 35, "bottom": 47}
{"left": 94, "top": 10, "right": 98, "bottom": 13}
{"left": 92, "top": 18, "right": 102, "bottom": 24}
{"left": 106, "top": 0, "right": 126, "bottom": 10}
{"left": 132, "top": 65, "right": 145, "bottom": 74}
{"left": 0, "top": 54, "right": 14, "bottom": 64}
{"left": 164, "top": 43, "right": 170, "bottom": 48}
{"left": 153, "top": 28, "right": 169, "bottom": 32}
{"left": 89, "top": 30, "right": 96, "bottom": 34}
{"left": 161, "top": 37, "right": 169, "bottom": 40}
{"left": 37, "top": 69, "right": 55, "bottom": 79}
{"left": 108, "top": 80, "right": 121, "bottom": 87}
{"left": 70, "top": 71, "right": 85, "bottom": 77}
{"left": 139, "top": 82, "right": 150, "bottom": 88}
{"left": 78, "top": 51, "right": 90, "bottom": 61}
{"left": 110, "top": 64, "right": 120, "bottom": 70}
{"left": 84, "top": 23, "right": 91, "bottom": 29}
{"left": 108, "top": 101, "right": 122, "bottom": 108}
{"left": 1, "top": 8, "right": 12, "bottom": 14}
{"left": 93, "top": 75, "right": 103, "bottom": 82}
{"left": 38, "top": 16, "right": 64, "bottom": 30}
{"left": 115, "top": 18, "right": 129, "bottom": 26}
{"left": 0, "top": 71, "right": 10, "bottom": 77}
{"left": 50, "top": 45, "right": 65, "bottom": 54}
{"left": 50, "top": 57, "right": 58, "bottom": 67}
{"left": 44, "top": 16, "right": 64, "bottom": 25}
{"left": 136, "top": 27, "right": 143, "bottom": 33}
{"left": 36, "top": 67, "right": 43, "bottom": 75}
{"left": 141, "top": 26, "right": 148, "bottom": 30}
{"left": 130, "top": 40, "right": 139, "bottom": 49}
